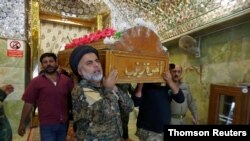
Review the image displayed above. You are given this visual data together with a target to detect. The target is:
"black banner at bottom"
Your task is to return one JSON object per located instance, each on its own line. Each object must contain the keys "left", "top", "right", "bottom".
{"left": 164, "top": 125, "right": 250, "bottom": 139}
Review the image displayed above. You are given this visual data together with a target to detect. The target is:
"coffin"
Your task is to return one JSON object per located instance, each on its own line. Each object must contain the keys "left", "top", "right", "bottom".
{"left": 58, "top": 26, "right": 169, "bottom": 83}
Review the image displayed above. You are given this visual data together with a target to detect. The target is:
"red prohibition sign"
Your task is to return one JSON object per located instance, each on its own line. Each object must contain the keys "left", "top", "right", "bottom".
{"left": 10, "top": 41, "right": 21, "bottom": 50}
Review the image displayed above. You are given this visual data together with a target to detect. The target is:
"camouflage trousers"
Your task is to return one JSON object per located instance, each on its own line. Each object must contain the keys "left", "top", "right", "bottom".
{"left": 0, "top": 115, "right": 12, "bottom": 141}
{"left": 136, "top": 128, "right": 163, "bottom": 141}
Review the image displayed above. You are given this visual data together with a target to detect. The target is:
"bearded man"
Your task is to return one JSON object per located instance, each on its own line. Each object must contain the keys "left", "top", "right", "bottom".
{"left": 18, "top": 52, "right": 74, "bottom": 141}
{"left": 69, "top": 45, "right": 134, "bottom": 141}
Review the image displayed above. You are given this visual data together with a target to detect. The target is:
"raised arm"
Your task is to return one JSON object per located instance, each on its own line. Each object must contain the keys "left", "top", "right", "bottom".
{"left": 163, "top": 71, "right": 184, "bottom": 103}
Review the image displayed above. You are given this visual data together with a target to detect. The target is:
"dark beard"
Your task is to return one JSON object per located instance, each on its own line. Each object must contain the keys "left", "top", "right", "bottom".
{"left": 45, "top": 66, "right": 58, "bottom": 74}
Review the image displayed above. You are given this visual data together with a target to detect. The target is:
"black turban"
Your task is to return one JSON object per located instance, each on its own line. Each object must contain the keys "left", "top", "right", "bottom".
{"left": 69, "top": 45, "right": 99, "bottom": 79}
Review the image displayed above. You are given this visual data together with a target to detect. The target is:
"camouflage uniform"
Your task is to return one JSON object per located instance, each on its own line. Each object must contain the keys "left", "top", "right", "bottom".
{"left": 116, "top": 84, "right": 135, "bottom": 139}
{"left": 71, "top": 80, "right": 134, "bottom": 141}
{"left": 136, "top": 128, "right": 163, "bottom": 141}
{"left": 0, "top": 89, "right": 12, "bottom": 141}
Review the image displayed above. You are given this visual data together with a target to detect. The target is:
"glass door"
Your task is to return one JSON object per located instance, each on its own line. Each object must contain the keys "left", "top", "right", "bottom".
{"left": 217, "top": 95, "right": 235, "bottom": 125}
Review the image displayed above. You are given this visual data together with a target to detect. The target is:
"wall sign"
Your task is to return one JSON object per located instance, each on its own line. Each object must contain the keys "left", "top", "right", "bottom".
{"left": 7, "top": 39, "right": 24, "bottom": 57}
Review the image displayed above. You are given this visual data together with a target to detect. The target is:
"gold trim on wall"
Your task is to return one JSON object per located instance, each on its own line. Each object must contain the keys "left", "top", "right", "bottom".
{"left": 97, "top": 14, "right": 103, "bottom": 30}
{"left": 40, "top": 12, "right": 95, "bottom": 28}
{"left": 30, "top": 2, "right": 111, "bottom": 79}
{"left": 30, "top": 0, "right": 40, "bottom": 78}
{"left": 39, "top": 11, "right": 110, "bottom": 30}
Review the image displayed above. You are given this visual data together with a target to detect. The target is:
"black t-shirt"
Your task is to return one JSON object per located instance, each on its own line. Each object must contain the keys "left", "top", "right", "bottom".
{"left": 136, "top": 83, "right": 184, "bottom": 133}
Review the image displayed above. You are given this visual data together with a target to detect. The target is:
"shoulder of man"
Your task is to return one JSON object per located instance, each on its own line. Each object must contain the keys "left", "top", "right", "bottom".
{"left": 179, "top": 82, "right": 190, "bottom": 90}
{"left": 71, "top": 85, "right": 82, "bottom": 97}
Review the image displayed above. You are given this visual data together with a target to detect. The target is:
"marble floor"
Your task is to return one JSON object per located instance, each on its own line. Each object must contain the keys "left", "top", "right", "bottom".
{"left": 13, "top": 130, "right": 30, "bottom": 141}
{"left": 13, "top": 108, "right": 140, "bottom": 141}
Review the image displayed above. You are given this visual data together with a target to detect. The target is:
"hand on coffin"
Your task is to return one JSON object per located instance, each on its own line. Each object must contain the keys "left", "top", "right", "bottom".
{"left": 102, "top": 69, "right": 118, "bottom": 91}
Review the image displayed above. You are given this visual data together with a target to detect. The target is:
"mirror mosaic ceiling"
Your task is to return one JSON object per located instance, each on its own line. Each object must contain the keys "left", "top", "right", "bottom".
{"left": 34, "top": 0, "right": 250, "bottom": 42}
{"left": 0, "top": 0, "right": 249, "bottom": 42}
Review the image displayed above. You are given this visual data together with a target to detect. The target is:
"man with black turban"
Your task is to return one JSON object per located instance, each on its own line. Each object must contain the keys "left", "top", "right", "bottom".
{"left": 69, "top": 45, "right": 134, "bottom": 141}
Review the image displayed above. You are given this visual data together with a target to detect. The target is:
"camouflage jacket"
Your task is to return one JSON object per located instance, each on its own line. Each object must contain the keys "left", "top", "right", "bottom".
{"left": 71, "top": 79, "right": 134, "bottom": 141}
{"left": 0, "top": 90, "right": 12, "bottom": 141}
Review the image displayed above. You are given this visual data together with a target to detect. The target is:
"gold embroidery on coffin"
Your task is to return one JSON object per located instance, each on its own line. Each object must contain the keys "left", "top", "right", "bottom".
{"left": 83, "top": 88, "right": 103, "bottom": 106}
